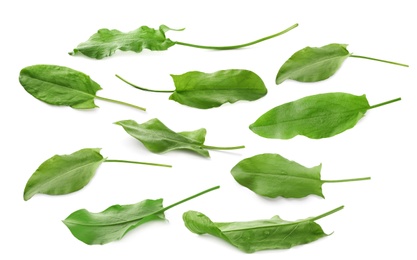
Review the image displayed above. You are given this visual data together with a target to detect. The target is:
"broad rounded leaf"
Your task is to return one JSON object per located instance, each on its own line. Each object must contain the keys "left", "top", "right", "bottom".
{"left": 114, "top": 118, "right": 210, "bottom": 157}
{"left": 19, "top": 65, "right": 101, "bottom": 109}
{"left": 275, "top": 43, "right": 350, "bottom": 84}
{"left": 24, "top": 148, "right": 105, "bottom": 200}
{"left": 231, "top": 153, "right": 323, "bottom": 198}
{"left": 70, "top": 25, "right": 180, "bottom": 59}
{"left": 169, "top": 69, "right": 267, "bottom": 109}
{"left": 63, "top": 199, "right": 165, "bottom": 245}
{"left": 183, "top": 207, "right": 343, "bottom": 253}
{"left": 250, "top": 92, "right": 371, "bottom": 139}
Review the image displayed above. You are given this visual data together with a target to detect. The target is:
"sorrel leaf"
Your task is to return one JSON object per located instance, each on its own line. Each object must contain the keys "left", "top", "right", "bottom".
{"left": 249, "top": 92, "right": 401, "bottom": 139}
{"left": 63, "top": 186, "right": 219, "bottom": 245}
{"left": 116, "top": 69, "right": 267, "bottom": 109}
{"left": 24, "top": 148, "right": 171, "bottom": 201}
{"left": 115, "top": 118, "right": 244, "bottom": 157}
{"left": 70, "top": 25, "right": 181, "bottom": 59}
{"left": 276, "top": 43, "right": 408, "bottom": 84}
{"left": 183, "top": 206, "right": 343, "bottom": 253}
{"left": 231, "top": 153, "right": 370, "bottom": 198}
{"left": 19, "top": 65, "right": 145, "bottom": 111}
{"left": 70, "top": 24, "right": 298, "bottom": 59}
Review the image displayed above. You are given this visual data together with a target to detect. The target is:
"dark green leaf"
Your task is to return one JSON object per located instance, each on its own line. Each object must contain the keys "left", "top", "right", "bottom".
{"left": 63, "top": 186, "right": 220, "bottom": 245}
{"left": 24, "top": 148, "right": 105, "bottom": 201}
{"left": 19, "top": 65, "right": 146, "bottom": 111}
{"left": 249, "top": 92, "right": 401, "bottom": 139}
{"left": 19, "top": 65, "right": 102, "bottom": 109}
{"left": 275, "top": 43, "right": 408, "bottom": 84}
{"left": 24, "top": 148, "right": 171, "bottom": 201}
{"left": 183, "top": 206, "right": 343, "bottom": 253}
{"left": 231, "top": 153, "right": 370, "bottom": 198}
{"left": 276, "top": 43, "right": 350, "bottom": 84}
{"left": 70, "top": 25, "right": 181, "bottom": 59}
{"left": 115, "top": 118, "right": 244, "bottom": 157}
{"left": 169, "top": 70, "right": 267, "bottom": 109}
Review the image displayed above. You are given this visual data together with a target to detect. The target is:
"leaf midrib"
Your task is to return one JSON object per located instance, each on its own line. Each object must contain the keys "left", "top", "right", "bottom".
{"left": 27, "top": 159, "right": 103, "bottom": 196}
{"left": 221, "top": 220, "right": 312, "bottom": 233}
{"left": 22, "top": 73, "right": 97, "bottom": 98}
{"left": 279, "top": 53, "right": 349, "bottom": 80}
{"left": 241, "top": 171, "right": 320, "bottom": 182}
{"left": 252, "top": 105, "right": 368, "bottom": 128}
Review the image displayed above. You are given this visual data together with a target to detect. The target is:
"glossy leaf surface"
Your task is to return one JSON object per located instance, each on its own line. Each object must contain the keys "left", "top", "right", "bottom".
{"left": 231, "top": 153, "right": 370, "bottom": 198}
{"left": 115, "top": 118, "right": 244, "bottom": 157}
{"left": 19, "top": 65, "right": 101, "bottom": 109}
{"left": 231, "top": 153, "right": 323, "bottom": 198}
{"left": 183, "top": 206, "right": 343, "bottom": 253}
{"left": 169, "top": 69, "right": 267, "bottom": 109}
{"left": 276, "top": 43, "right": 350, "bottom": 84}
{"left": 115, "top": 118, "right": 209, "bottom": 157}
{"left": 250, "top": 92, "right": 401, "bottom": 139}
{"left": 70, "top": 25, "right": 179, "bottom": 59}
{"left": 63, "top": 186, "right": 219, "bottom": 245}
{"left": 64, "top": 199, "right": 165, "bottom": 245}
{"left": 24, "top": 148, "right": 105, "bottom": 201}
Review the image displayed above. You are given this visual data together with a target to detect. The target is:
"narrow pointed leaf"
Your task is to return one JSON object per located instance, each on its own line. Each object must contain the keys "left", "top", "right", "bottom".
{"left": 169, "top": 69, "right": 267, "bottom": 109}
{"left": 183, "top": 206, "right": 343, "bottom": 253}
{"left": 115, "top": 118, "right": 210, "bottom": 157}
{"left": 276, "top": 43, "right": 350, "bottom": 84}
{"left": 249, "top": 92, "right": 400, "bottom": 139}
{"left": 19, "top": 65, "right": 101, "bottom": 109}
{"left": 231, "top": 153, "right": 323, "bottom": 198}
{"left": 24, "top": 148, "right": 105, "bottom": 201}
{"left": 70, "top": 25, "right": 180, "bottom": 59}
{"left": 63, "top": 186, "right": 220, "bottom": 245}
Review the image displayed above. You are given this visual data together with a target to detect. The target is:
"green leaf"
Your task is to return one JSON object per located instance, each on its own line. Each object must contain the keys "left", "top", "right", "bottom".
{"left": 276, "top": 43, "right": 350, "bottom": 84}
{"left": 19, "top": 65, "right": 146, "bottom": 111}
{"left": 70, "top": 25, "right": 181, "bottom": 59}
{"left": 249, "top": 92, "right": 401, "bottom": 139}
{"left": 19, "top": 65, "right": 102, "bottom": 109}
{"left": 115, "top": 118, "right": 244, "bottom": 157}
{"left": 63, "top": 186, "right": 220, "bottom": 245}
{"left": 24, "top": 148, "right": 171, "bottom": 201}
{"left": 275, "top": 43, "right": 409, "bottom": 84}
{"left": 231, "top": 153, "right": 370, "bottom": 199}
{"left": 24, "top": 148, "right": 105, "bottom": 201}
{"left": 116, "top": 69, "right": 267, "bottom": 109}
{"left": 70, "top": 24, "right": 298, "bottom": 59}
{"left": 169, "top": 70, "right": 267, "bottom": 109}
{"left": 183, "top": 206, "right": 344, "bottom": 253}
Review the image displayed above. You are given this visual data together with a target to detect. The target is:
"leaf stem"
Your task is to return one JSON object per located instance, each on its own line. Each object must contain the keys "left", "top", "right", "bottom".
{"left": 175, "top": 23, "right": 298, "bottom": 50}
{"left": 350, "top": 54, "right": 409, "bottom": 67}
{"left": 104, "top": 159, "right": 172, "bottom": 168}
{"left": 95, "top": 95, "right": 146, "bottom": 111}
{"left": 310, "top": 206, "right": 344, "bottom": 222}
{"left": 116, "top": 74, "right": 174, "bottom": 93}
{"left": 202, "top": 145, "right": 245, "bottom": 150}
{"left": 322, "top": 177, "right": 371, "bottom": 183}
{"left": 369, "top": 97, "right": 401, "bottom": 109}
{"left": 162, "top": 186, "right": 220, "bottom": 212}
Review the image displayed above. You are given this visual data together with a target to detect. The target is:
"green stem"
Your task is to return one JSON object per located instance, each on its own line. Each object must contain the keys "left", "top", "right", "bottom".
{"left": 369, "top": 97, "right": 401, "bottom": 109}
{"left": 202, "top": 145, "right": 245, "bottom": 150}
{"left": 322, "top": 177, "right": 371, "bottom": 183}
{"left": 350, "top": 54, "right": 409, "bottom": 67}
{"left": 162, "top": 186, "right": 220, "bottom": 212}
{"left": 175, "top": 23, "right": 298, "bottom": 50}
{"left": 116, "top": 74, "right": 174, "bottom": 93}
{"left": 104, "top": 159, "right": 172, "bottom": 168}
{"left": 310, "top": 206, "right": 344, "bottom": 222}
{"left": 95, "top": 95, "right": 146, "bottom": 111}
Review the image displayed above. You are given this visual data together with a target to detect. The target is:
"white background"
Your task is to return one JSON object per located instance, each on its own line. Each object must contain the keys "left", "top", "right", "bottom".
{"left": 1, "top": 0, "right": 416, "bottom": 259}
